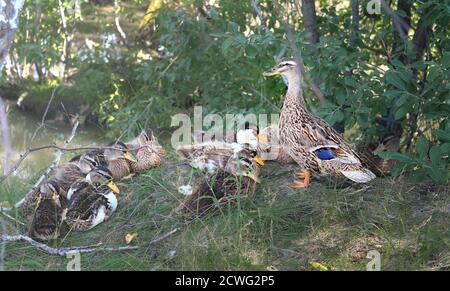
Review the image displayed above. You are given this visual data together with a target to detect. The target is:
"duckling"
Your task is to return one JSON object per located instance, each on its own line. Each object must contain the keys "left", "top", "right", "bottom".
{"left": 263, "top": 60, "right": 375, "bottom": 187}
{"left": 66, "top": 166, "right": 120, "bottom": 231}
{"left": 104, "top": 141, "right": 137, "bottom": 180}
{"left": 54, "top": 153, "right": 99, "bottom": 193}
{"left": 22, "top": 181, "right": 68, "bottom": 241}
{"left": 127, "top": 129, "right": 165, "bottom": 173}
{"left": 176, "top": 143, "right": 263, "bottom": 217}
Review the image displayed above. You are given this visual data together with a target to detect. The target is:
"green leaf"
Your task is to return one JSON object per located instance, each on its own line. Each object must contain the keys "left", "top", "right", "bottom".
{"left": 416, "top": 136, "right": 429, "bottom": 159}
{"left": 378, "top": 151, "right": 413, "bottom": 162}
{"left": 433, "top": 129, "right": 450, "bottom": 142}
{"left": 394, "top": 106, "right": 408, "bottom": 120}
{"left": 334, "top": 110, "right": 345, "bottom": 123}
{"left": 429, "top": 145, "right": 441, "bottom": 165}
{"left": 386, "top": 71, "right": 406, "bottom": 90}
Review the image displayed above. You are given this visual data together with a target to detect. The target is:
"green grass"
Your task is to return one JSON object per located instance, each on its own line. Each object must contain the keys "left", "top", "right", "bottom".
{"left": 1, "top": 152, "right": 449, "bottom": 271}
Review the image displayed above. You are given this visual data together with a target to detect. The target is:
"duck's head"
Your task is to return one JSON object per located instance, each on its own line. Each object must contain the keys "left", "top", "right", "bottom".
{"left": 263, "top": 59, "right": 298, "bottom": 83}
{"left": 104, "top": 141, "right": 137, "bottom": 163}
{"left": 85, "top": 166, "right": 120, "bottom": 194}
{"left": 137, "top": 128, "right": 155, "bottom": 146}
{"left": 78, "top": 153, "right": 99, "bottom": 173}
{"left": 232, "top": 146, "right": 265, "bottom": 167}
{"left": 40, "top": 181, "right": 61, "bottom": 196}
{"left": 227, "top": 153, "right": 261, "bottom": 182}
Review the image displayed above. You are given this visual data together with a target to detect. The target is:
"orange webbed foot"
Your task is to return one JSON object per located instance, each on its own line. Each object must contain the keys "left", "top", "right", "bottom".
{"left": 290, "top": 170, "right": 311, "bottom": 188}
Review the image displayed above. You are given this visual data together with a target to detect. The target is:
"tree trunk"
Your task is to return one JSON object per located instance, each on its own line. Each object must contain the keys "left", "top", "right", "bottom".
{"left": 301, "top": 0, "right": 319, "bottom": 44}
{"left": 0, "top": 0, "right": 25, "bottom": 175}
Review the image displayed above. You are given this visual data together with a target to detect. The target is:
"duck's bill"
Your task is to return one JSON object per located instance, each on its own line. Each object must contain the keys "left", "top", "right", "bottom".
{"left": 263, "top": 70, "right": 280, "bottom": 77}
{"left": 107, "top": 181, "right": 120, "bottom": 194}
{"left": 123, "top": 152, "right": 137, "bottom": 163}
{"left": 244, "top": 172, "right": 260, "bottom": 183}
{"left": 252, "top": 155, "right": 265, "bottom": 166}
{"left": 256, "top": 134, "right": 269, "bottom": 142}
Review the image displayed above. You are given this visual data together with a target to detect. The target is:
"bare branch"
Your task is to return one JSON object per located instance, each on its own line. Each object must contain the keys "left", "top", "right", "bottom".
{"left": 14, "top": 120, "right": 80, "bottom": 209}
{"left": 251, "top": 0, "right": 270, "bottom": 34}
{"left": 0, "top": 234, "right": 138, "bottom": 257}
{"left": 380, "top": 0, "right": 410, "bottom": 42}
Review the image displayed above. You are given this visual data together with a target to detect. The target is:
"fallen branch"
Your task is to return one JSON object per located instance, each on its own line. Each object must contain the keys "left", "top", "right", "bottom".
{"left": 13, "top": 120, "right": 80, "bottom": 209}
{"left": 145, "top": 227, "right": 180, "bottom": 246}
{"left": 0, "top": 227, "right": 180, "bottom": 258}
{"left": 0, "top": 234, "right": 138, "bottom": 257}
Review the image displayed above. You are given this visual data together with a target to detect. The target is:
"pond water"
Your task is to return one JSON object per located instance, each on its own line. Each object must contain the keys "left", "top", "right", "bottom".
{"left": 0, "top": 106, "right": 107, "bottom": 181}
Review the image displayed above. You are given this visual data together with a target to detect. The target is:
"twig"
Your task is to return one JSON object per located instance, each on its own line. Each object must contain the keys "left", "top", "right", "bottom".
{"left": 0, "top": 234, "right": 138, "bottom": 257}
{"left": 14, "top": 120, "right": 80, "bottom": 209}
{"left": 145, "top": 227, "right": 180, "bottom": 246}
{"left": 1, "top": 88, "right": 57, "bottom": 180}
{"left": 251, "top": 0, "right": 270, "bottom": 34}
{"left": 114, "top": 0, "right": 127, "bottom": 41}
{"left": 380, "top": 0, "right": 410, "bottom": 42}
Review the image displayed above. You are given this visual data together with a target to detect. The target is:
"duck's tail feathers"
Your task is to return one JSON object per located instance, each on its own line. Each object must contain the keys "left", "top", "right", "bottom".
{"left": 340, "top": 167, "right": 376, "bottom": 183}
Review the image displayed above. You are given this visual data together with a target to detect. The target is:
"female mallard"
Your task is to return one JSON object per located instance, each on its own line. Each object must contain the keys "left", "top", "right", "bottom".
{"left": 176, "top": 143, "right": 263, "bottom": 217}
{"left": 22, "top": 181, "right": 68, "bottom": 241}
{"left": 66, "top": 166, "right": 120, "bottom": 231}
{"left": 263, "top": 60, "right": 375, "bottom": 187}
{"left": 126, "top": 129, "right": 165, "bottom": 173}
{"left": 104, "top": 141, "right": 137, "bottom": 180}
{"left": 54, "top": 153, "right": 99, "bottom": 193}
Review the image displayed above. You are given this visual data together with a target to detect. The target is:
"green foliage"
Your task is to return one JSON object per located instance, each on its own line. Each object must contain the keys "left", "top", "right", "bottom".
{"left": 4, "top": 0, "right": 450, "bottom": 183}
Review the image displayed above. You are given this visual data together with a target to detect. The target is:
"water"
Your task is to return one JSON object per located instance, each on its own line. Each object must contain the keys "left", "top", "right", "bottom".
{"left": 0, "top": 107, "right": 107, "bottom": 180}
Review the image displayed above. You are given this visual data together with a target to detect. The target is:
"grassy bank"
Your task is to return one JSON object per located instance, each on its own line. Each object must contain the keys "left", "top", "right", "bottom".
{"left": 1, "top": 149, "right": 449, "bottom": 271}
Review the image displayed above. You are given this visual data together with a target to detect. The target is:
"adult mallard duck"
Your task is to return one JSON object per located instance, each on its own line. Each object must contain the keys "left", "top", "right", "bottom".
{"left": 66, "top": 166, "right": 120, "bottom": 231}
{"left": 54, "top": 153, "right": 99, "bottom": 194}
{"left": 103, "top": 141, "right": 137, "bottom": 180}
{"left": 22, "top": 181, "right": 68, "bottom": 241}
{"left": 176, "top": 142, "right": 263, "bottom": 217}
{"left": 126, "top": 129, "right": 166, "bottom": 173}
{"left": 263, "top": 60, "right": 376, "bottom": 187}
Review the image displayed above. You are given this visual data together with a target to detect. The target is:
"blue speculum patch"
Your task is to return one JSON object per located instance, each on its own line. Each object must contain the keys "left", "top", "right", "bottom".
{"left": 314, "top": 148, "right": 336, "bottom": 160}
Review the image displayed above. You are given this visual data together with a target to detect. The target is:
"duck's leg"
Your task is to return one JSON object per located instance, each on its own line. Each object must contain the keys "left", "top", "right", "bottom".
{"left": 291, "top": 170, "right": 311, "bottom": 188}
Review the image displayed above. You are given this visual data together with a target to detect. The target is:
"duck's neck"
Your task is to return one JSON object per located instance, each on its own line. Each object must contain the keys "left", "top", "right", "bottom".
{"left": 282, "top": 72, "right": 305, "bottom": 109}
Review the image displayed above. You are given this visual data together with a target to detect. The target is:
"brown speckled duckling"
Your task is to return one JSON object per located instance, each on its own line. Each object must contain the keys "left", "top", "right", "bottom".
{"left": 66, "top": 166, "right": 119, "bottom": 231}
{"left": 127, "top": 129, "right": 166, "bottom": 173}
{"left": 104, "top": 141, "right": 136, "bottom": 180}
{"left": 22, "top": 181, "right": 68, "bottom": 241}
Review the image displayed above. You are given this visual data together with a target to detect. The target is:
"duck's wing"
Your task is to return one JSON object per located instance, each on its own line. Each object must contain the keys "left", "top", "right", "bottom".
{"left": 298, "top": 117, "right": 363, "bottom": 165}
{"left": 176, "top": 142, "right": 234, "bottom": 160}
